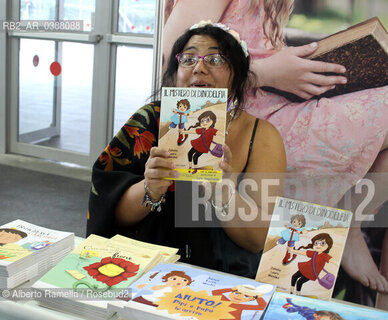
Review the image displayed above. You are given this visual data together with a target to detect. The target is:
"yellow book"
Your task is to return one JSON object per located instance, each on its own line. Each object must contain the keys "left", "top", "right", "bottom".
{"left": 111, "top": 234, "right": 179, "bottom": 264}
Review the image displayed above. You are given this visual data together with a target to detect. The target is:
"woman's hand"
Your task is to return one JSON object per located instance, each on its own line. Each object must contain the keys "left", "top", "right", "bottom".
{"left": 253, "top": 42, "right": 347, "bottom": 100}
{"left": 219, "top": 144, "right": 233, "bottom": 176}
{"left": 144, "top": 147, "right": 179, "bottom": 200}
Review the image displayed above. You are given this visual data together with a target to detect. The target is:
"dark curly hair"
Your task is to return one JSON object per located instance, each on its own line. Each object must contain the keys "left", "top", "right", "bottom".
{"left": 161, "top": 24, "right": 255, "bottom": 108}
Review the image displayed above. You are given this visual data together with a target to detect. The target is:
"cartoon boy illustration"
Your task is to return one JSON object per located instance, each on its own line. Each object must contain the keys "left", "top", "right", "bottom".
{"left": 0, "top": 228, "right": 27, "bottom": 246}
{"left": 278, "top": 214, "right": 308, "bottom": 265}
{"left": 283, "top": 298, "right": 344, "bottom": 320}
{"left": 212, "top": 284, "right": 273, "bottom": 320}
{"left": 169, "top": 99, "right": 193, "bottom": 145}
{"left": 132, "top": 270, "right": 193, "bottom": 307}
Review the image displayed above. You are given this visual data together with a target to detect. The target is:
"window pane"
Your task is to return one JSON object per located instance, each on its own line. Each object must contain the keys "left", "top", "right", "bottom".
{"left": 114, "top": 46, "right": 153, "bottom": 136}
{"left": 19, "top": 39, "right": 55, "bottom": 135}
{"left": 20, "top": 0, "right": 56, "bottom": 20}
{"left": 57, "top": 42, "right": 93, "bottom": 154}
{"left": 63, "top": 0, "right": 96, "bottom": 31}
{"left": 19, "top": 40, "right": 93, "bottom": 154}
{"left": 20, "top": 1, "right": 96, "bottom": 31}
{"left": 118, "top": 0, "right": 155, "bottom": 34}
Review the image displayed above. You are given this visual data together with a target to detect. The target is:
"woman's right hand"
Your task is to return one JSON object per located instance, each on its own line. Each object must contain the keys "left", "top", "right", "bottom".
{"left": 144, "top": 147, "right": 179, "bottom": 200}
{"left": 253, "top": 42, "right": 347, "bottom": 100}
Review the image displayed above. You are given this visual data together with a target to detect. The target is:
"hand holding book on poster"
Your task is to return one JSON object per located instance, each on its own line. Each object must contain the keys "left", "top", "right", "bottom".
{"left": 262, "top": 17, "right": 388, "bottom": 101}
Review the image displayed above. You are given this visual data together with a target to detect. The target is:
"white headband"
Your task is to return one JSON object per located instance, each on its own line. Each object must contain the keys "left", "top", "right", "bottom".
{"left": 189, "top": 20, "right": 249, "bottom": 57}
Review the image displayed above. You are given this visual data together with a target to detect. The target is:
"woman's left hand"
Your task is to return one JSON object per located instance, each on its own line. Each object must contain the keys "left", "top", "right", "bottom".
{"left": 220, "top": 144, "right": 233, "bottom": 175}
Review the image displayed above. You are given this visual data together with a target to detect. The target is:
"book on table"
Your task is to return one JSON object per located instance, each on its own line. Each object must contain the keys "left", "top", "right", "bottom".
{"left": 262, "top": 291, "right": 388, "bottom": 320}
{"left": 158, "top": 87, "right": 228, "bottom": 182}
{"left": 0, "top": 219, "right": 74, "bottom": 288}
{"left": 255, "top": 197, "right": 352, "bottom": 301}
{"left": 262, "top": 16, "right": 388, "bottom": 101}
{"left": 109, "top": 262, "right": 276, "bottom": 320}
{"left": 110, "top": 234, "right": 180, "bottom": 264}
{"left": 32, "top": 234, "right": 163, "bottom": 320}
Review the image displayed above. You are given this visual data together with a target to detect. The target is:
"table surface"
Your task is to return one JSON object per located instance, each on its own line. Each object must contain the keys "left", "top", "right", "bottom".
{"left": 1, "top": 237, "right": 386, "bottom": 320}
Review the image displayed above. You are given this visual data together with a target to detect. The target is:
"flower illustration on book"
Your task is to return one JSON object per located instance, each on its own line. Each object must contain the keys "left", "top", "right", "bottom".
{"left": 83, "top": 257, "right": 139, "bottom": 287}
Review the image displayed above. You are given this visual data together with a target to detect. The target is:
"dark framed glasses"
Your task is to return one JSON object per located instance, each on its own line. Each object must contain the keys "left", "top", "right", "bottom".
{"left": 176, "top": 53, "right": 228, "bottom": 68}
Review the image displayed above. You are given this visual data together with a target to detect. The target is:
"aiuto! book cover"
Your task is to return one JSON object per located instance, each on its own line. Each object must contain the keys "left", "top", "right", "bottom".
{"left": 113, "top": 263, "right": 276, "bottom": 320}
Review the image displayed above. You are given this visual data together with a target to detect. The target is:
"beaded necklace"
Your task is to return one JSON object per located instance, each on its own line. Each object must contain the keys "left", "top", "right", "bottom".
{"left": 225, "top": 107, "right": 240, "bottom": 136}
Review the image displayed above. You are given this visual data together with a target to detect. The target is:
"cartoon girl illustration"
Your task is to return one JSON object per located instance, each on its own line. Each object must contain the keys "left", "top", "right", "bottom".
{"left": 132, "top": 270, "right": 193, "bottom": 307}
{"left": 181, "top": 111, "right": 224, "bottom": 174}
{"left": 278, "top": 214, "right": 308, "bottom": 265}
{"left": 169, "top": 99, "right": 193, "bottom": 145}
{"left": 289, "top": 233, "right": 337, "bottom": 295}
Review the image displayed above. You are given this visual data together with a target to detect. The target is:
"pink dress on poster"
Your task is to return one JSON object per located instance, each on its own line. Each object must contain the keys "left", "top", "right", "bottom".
{"left": 171, "top": 0, "right": 388, "bottom": 206}
{"left": 219, "top": 0, "right": 388, "bottom": 206}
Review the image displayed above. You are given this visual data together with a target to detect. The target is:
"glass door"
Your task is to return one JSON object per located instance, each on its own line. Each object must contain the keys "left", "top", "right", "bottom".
{"left": 6, "top": 0, "right": 162, "bottom": 167}
{"left": 18, "top": 38, "right": 61, "bottom": 145}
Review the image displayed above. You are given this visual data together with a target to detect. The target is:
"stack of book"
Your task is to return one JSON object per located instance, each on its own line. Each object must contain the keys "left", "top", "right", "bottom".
{"left": 32, "top": 234, "right": 179, "bottom": 320}
{"left": 0, "top": 219, "right": 74, "bottom": 288}
{"left": 108, "top": 262, "right": 276, "bottom": 320}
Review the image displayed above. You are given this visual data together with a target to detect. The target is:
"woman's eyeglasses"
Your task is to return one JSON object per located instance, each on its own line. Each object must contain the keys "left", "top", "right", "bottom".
{"left": 200, "top": 117, "right": 211, "bottom": 124}
{"left": 176, "top": 53, "right": 228, "bottom": 68}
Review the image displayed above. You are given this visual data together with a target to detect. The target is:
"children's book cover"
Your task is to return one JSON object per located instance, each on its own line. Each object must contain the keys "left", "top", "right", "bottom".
{"left": 116, "top": 263, "right": 276, "bottom": 320}
{"left": 159, "top": 87, "right": 228, "bottom": 182}
{"left": 255, "top": 197, "right": 353, "bottom": 300}
{"left": 108, "top": 236, "right": 164, "bottom": 272}
{"left": 262, "top": 292, "right": 388, "bottom": 320}
{"left": 0, "top": 219, "right": 73, "bottom": 265}
{"left": 33, "top": 235, "right": 160, "bottom": 304}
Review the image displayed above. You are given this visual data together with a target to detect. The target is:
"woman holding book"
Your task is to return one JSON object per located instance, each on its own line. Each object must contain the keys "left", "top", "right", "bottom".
{"left": 87, "top": 23, "right": 286, "bottom": 279}
{"left": 164, "top": 0, "right": 388, "bottom": 296}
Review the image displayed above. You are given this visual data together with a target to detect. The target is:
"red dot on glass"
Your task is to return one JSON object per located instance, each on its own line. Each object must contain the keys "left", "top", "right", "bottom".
{"left": 131, "top": 25, "right": 135, "bottom": 30}
{"left": 145, "top": 25, "right": 150, "bottom": 31}
{"left": 32, "top": 55, "right": 39, "bottom": 67}
{"left": 50, "top": 61, "right": 61, "bottom": 76}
